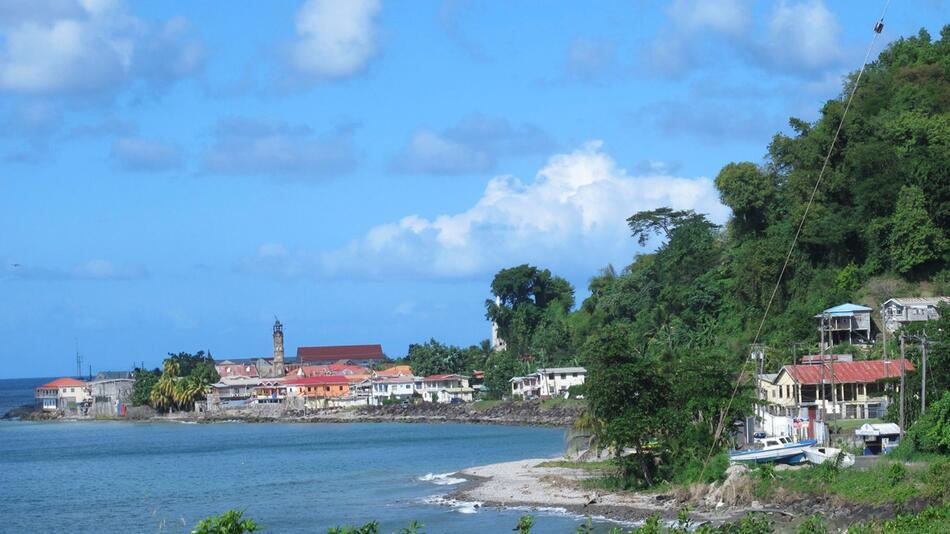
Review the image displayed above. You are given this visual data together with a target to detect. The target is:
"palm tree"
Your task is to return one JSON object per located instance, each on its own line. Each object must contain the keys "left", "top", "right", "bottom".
{"left": 150, "top": 360, "right": 181, "bottom": 412}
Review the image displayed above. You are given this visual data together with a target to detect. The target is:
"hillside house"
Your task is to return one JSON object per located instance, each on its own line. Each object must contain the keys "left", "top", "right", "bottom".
{"left": 759, "top": 359, "right": 914, "bottom": 425}
{"left": 510, "top": 375, "right": 541, "bottom": 398}
{"left": 34, "top": 378, "right": 89, "bottom": 413}
{"left": 816, "top": 303, "right": 875, "bottom": 348}
{"left": 882, "top": 297, "right": 950, "bottom": 333}
{"left": 536, "top": 367, "right": 586, "bottom": 398}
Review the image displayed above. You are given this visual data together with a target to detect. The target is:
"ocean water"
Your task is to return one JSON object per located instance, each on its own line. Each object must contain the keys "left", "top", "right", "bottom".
{"left": 0, "top": 376, "right": 52, "bottom": 416}
{"left": 0, "top": 379, "right": 620, "bottom": 533}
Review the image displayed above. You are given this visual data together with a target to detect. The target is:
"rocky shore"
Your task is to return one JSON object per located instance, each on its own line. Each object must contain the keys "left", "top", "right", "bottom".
{"left": 6, "top": 399, "right": 583, "bottom": 428}
{"left": 445, "top": 458, "right": 930, "bottom": 532}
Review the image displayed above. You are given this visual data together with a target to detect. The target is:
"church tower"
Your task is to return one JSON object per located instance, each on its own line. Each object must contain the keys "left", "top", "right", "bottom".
{"left": 273, "top": 318, "right": 285, "bottom": 376}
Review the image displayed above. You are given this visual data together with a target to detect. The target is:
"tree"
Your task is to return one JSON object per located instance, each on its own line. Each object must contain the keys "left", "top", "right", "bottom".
{"left": 626, "top": 208, "right": 714, "bottom": 246}
{"left": 714, "top": 162, "right": 774, "bottom": 236}
{"left": 407, "top": 339, "right": 468, "bottom": 377}
{"left": 485, "top": 264, "right": 574, "bottom": 356}
{"left": 130, "top": 368, "right": 160, "bottom": 406}
{"left": 585, "top": 324, "right": 670, "bottom": 487}
{"left": 150, "top": 359, "right": 180, "bottom": 413}
{"left": 888, "top": 185, "right": 948, "bottom": 276}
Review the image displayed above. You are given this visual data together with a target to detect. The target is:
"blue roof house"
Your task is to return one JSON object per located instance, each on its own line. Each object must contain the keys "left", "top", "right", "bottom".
{"left": 815, "top": 303, "right": 875, "bottom": 349}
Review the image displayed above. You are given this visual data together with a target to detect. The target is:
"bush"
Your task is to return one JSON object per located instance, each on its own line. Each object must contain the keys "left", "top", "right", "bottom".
{"left": 191, "top": 510, "right": 259, "bottom": 534}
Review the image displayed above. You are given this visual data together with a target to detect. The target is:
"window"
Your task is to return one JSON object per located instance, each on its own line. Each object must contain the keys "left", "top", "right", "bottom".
{"left": 548, "top": 374, "right": 554, "bottom": 380}
{"left": 572, "top": 373, "right": 577, "bottom": 377}
{"left": 560, "top": 374, "right": 566, "bottom": 379}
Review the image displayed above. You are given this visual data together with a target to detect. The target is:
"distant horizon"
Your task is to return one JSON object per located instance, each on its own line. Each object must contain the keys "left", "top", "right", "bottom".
{"left": 3, "top": 1, "right": 947, "bottom": 377}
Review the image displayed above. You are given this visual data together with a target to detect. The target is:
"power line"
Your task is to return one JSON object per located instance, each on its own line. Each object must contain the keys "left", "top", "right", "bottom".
{"left": 699, "top": 3, "right": 893, "bottom": 479}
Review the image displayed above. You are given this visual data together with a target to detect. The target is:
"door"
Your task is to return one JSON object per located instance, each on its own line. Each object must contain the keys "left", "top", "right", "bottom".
{"left": 807, "top": 407, "right": 817, "bottom": 439}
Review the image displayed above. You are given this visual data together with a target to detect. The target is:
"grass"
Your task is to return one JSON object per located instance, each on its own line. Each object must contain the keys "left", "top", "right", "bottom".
{"left": 469, "top": 400, "right": 504, "bottom": 411}
{"left": 535, "top": 459, "right": 617, "bottom": 471}
{"left": 830, "top": 418, "right": 883, "bottom": 432}
{"left": 538, "top": 398, "right": 585, "bottom": 410}
{"left": 753, "top": 455, "right": 950, "bottom": 506}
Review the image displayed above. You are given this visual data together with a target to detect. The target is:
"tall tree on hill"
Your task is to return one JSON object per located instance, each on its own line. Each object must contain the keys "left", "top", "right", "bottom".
{"left": 485, "top": 264, "right": 574, "bottom": 357}
{"left": 888, "top": 185, "right": 948, "bottom": 277}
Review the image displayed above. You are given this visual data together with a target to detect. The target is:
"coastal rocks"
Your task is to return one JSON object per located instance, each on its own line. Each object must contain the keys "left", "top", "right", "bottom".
{"left": 696, "top": 464, "right": 754, "bottom": 509}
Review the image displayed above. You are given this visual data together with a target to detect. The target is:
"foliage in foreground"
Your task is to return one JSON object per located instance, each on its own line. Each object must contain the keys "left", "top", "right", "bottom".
{"left": 191, "top": 510, "right": 259, "bottom": 534}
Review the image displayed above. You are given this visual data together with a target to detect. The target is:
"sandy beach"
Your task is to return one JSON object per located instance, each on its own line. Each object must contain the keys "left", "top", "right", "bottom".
{"left": 450, "top": 458, "right": 683, "bottom": 523}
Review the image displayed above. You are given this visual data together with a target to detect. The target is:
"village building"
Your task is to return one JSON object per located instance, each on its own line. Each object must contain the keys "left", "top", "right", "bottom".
{"left": 254, "top": 378, "right": 287, "bottom": 405}
{"left": 375, "top": 365, "right": 413, "bottom": 377}
{"left": 536, "top": 367, "right": 586, "bottom": 398}
{"left": 208, "top": 376, "right": 262, "bottom": 407}
{"left": 816, "top": 303, "right": 876, "bottom": 348}
{"left": 370, "top": 376, "right": 419, "bottom": 405}
{"left": 216, "top": 360, "right": 260, "bottom": 378}
{"left": 88, "top": 378, "right": 134, "bottom": 417}
{"left": 510, "top": 374, "right": 541, "bottom": 398}
{"left": 35, "top": 378, "right": 89, "bottom": 413}
{"left": 510, "top": 367, "right": 586, "bottom": 399}
{"left": 297, "top": 344, "right": 387, "bottom": 367}
{"left": 421, "top": 374, "right": 474, "bottom": 403}
{"left": 759, "top": 359, "right": 914, "bottom": 426}
{"left": 882, "top": 296, "right": 950, "bottom": 333}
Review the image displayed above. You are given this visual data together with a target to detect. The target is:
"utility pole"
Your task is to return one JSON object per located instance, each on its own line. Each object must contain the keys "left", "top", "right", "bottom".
{"left": 899, "top": 334, "right": 906, "bottom": 439}
{"left": 921, "top": 333, "right": 928, "bottom": 416}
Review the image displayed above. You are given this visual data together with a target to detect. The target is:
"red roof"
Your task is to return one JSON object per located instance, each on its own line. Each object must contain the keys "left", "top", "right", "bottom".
{"left": 782, "top": 359, "right": 914, "bottom": 385}
{"left": 297, "top": 344, "right": 386, "bottom": 362}
{"left": 37, "top": 377, "right": 87, "bottom": 389}
{"left": 216, "top": 364, "right": 259, "bottom": 377}
{"left": 285, "top": 375, "right": 351, "bottom": 386}
{"left": 423, "top": 374, "right": 466, "bottom": 381}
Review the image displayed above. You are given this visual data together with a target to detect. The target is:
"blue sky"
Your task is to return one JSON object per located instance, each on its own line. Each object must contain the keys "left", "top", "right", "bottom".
{"left": 1, "top": 0, "right": 947, "bottom": 378}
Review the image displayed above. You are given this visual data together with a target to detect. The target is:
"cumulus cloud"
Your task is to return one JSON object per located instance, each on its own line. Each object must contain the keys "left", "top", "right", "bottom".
{"left": 111, "top": 136, "right": 182, "bottom": 172}
{"left": 202, "top": 117, "right": 357, "bottom": 179}
{"left": 0, "top": 0, "right": 204, "bottom": 97}
{"left": 290, "top": 0, "right": 380, "bottom": 81}
{"left": 392, "top": 115, "right": 555, "bottom": 175}
{"left": 643, "top": 0, "right": 848, "bottom": 78}
{"left": 244, "top": 142, "right": 728, "bottom": 280}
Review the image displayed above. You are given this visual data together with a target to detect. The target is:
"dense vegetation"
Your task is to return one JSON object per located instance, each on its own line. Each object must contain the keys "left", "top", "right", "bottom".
{"left": 131, "top": 351, "right": 219, "bottom": 412}
{"left": 409, "top": 27, "right": 950, "bottom": 487}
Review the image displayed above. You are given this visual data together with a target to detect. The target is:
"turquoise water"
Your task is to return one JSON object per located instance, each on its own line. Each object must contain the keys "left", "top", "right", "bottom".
{"left": 0, "top": 419, "right": 616, "bottom": 533}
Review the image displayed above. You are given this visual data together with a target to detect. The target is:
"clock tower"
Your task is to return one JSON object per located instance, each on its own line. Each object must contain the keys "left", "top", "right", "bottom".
{"left": 273, "top": 318, "right": 285, "bottom": 376}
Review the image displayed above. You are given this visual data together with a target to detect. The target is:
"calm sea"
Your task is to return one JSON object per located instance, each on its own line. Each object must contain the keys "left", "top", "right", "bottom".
{"left": 0, "top": 379, "right": 618, "bottom": 533}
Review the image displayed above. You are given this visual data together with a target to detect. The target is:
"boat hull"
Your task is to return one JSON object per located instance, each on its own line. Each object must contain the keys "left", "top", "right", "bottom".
{"left": 729, "top": 440, "right": 817, "bottom": 465}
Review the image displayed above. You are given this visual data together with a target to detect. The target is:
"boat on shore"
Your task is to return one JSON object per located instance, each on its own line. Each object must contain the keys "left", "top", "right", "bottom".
{"left": 803, "top": 446, "right": 855, "bottom": 468}
{"left": 729, "top": 435, "right": 817, "bottom": 465}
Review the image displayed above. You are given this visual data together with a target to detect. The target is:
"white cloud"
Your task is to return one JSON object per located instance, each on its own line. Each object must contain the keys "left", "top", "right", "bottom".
{"left": 0, "top": 0, "right": 203, "bottom": 96}
{"left": 643, "top": 0, "right": 848, "bottom": 79}
{"left": 246, "top": 142, "right": 728, "bottom": 280}
{"left": 392, "top": 115, "right": 554, "bottom": 175}
{"left": 111, "top": 136, "right": 182, "bottom": 172}
{"left": 762, "top": 0, "right": 845, "bottom": 74}
{"left": 73, "top": 259, "right": 147, "bottom": 280}
{"left": 290, "top": 0, "right": 380, "bottom": 81}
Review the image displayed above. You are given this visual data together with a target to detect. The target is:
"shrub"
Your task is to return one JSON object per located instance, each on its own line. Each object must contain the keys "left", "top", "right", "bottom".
{"left": 191, "top": 510, "right": 259, "bottom": 534}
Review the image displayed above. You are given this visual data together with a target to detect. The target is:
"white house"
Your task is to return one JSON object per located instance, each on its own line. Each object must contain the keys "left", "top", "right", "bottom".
{"left": 511, "top": 367, "right": 586, "bottom": 399}
{"left": 510, "top": 374, "right": 541, "bottom": 398}
{"left": 208, "top": 376, "right": 262, "bottom": 406}
{"left": 537, "top": 367, "right": 586, "bottom": 398}
{"left": 882, "top": 297, "right": 950, "bottom": 333}
{"left": 35, "top": 378, "right": 90, "bottom": 413}
{"left": 421, "top": 374, "right": 474, "bottom": 403}
{"left": 370, "top": 376, "right": 420, "bottom": 405}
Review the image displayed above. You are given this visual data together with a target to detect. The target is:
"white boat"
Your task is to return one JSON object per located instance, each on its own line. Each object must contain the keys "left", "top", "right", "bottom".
{"left": 729, "top": 435, "right": 817, "bottom": 464}
{"left": 804, "top": 446, "right": 855, "bottom": 468}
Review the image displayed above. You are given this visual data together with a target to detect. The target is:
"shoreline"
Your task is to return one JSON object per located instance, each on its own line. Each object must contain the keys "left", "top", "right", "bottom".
{"left": 3, "top": 401, "right": 582, "bottom": 428}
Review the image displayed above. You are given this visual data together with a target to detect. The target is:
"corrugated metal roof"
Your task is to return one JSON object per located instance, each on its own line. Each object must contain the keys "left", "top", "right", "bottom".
{"left": 815, "top": 303, "right": 872, "bottom": 317}
{"left": 885, "top": 296, "right": 950, "bottom": 307}
{"left": 781, "top": 359, "right": 913, "bottom": 385}
{"left": 297, "top": 344, "right": 386, "bottom": 361}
